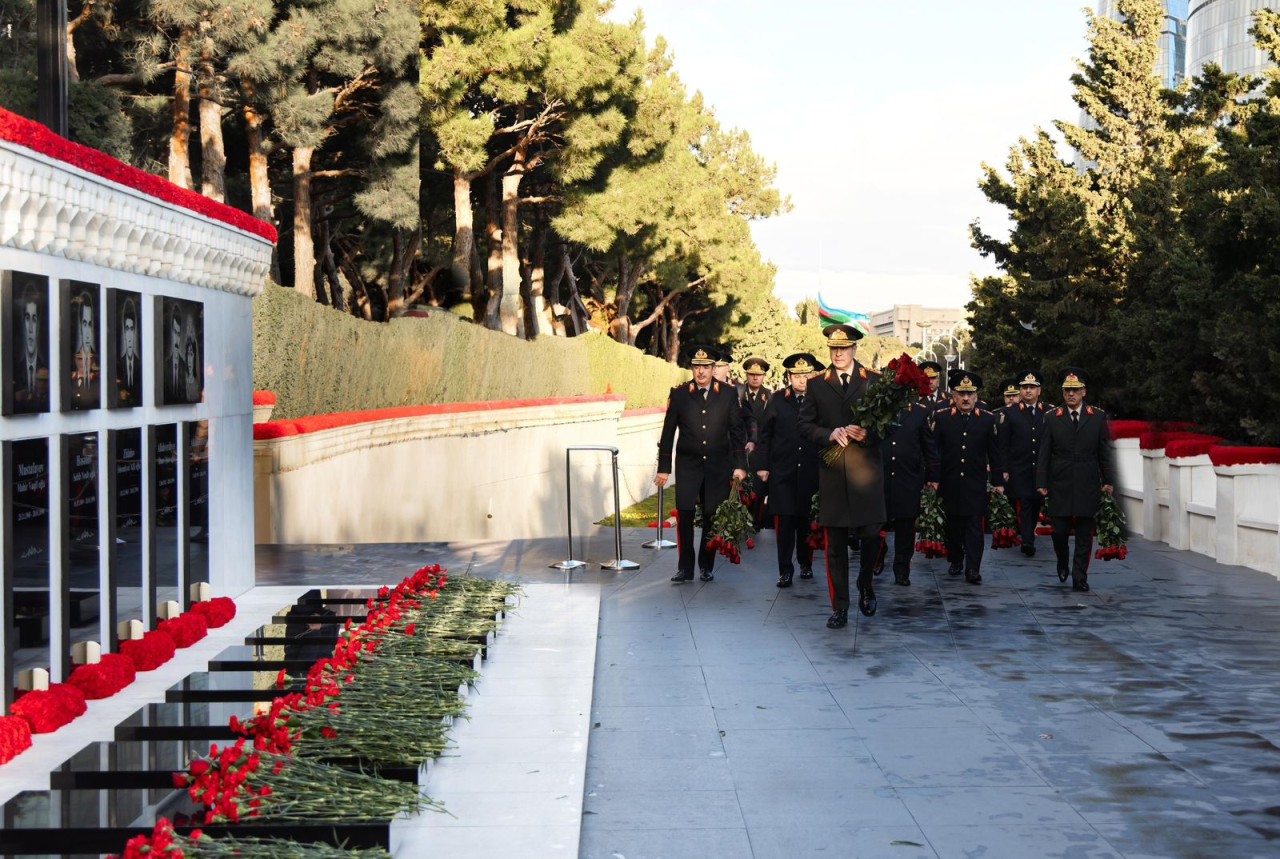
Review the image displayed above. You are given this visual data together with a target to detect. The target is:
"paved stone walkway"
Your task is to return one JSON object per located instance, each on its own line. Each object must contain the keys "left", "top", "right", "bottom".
{"left": 258, "top": 526, "right": 1280, "bottom": 859}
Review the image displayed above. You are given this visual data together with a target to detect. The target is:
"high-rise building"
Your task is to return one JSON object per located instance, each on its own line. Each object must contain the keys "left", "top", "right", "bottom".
{"left": 1186, "top": 0, "right": 1276, "bottom": 80}
{"left": 1096, "top": 0, "right": 1189, "bottom": 87}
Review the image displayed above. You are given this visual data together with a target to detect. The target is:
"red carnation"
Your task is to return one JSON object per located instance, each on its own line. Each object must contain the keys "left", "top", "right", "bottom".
{"left": 0, "top": 715, "right": 32, "bottom": 764}
{"left": 11, "top": 683, "right": 88, "bottom": 733}
{"left": 120, "top": 630, "right": 178, "bottom": 671}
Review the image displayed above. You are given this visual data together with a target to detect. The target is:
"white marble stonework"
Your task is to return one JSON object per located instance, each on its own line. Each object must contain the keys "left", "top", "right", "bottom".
{"left": 1, "top": 138, "right": 274, "bottom": 686}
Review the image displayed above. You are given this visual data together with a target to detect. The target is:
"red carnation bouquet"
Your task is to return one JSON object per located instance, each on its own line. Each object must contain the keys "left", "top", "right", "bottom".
{"left": 190, "top": 596, "right": 237, "bottom": 628}
{"left": 914, "top": 488, "right": 947, "bottom": 558}
{"left": 11, "top": 682, "right": 87, "bottom": 733}
{"left": 68, "top": 653, "right": 137, "bottom": 700}
{"left": 159, "top": 611, "right": 209, "bottom": 648}
{"left": 806, "top": 492, "right": 825, "bottom": 550}
{"left": 822, "top": 354, "right": 934, "bottom": 466}
{"left": 707, "top": 478, "right": 754, "bottom": 564}
{"left": 120, "top": 629, "right": 178, "bottom": 671}
{"left": 1094, "top": 491, "right": 1128, "bottom": 561}
{"left": 988, "top": 488, "right": 1020, "bottom": 549}
{"left": 0, "top": 715, "right": 33, "bottom": 764}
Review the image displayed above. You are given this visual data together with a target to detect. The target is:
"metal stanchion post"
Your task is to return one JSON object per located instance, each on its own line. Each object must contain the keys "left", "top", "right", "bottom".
{"left": 600, "top": 449, "right": 640, "bottom": 571}
{"left": 549, "top": 447, "right": 586, "bottom": 571}
{"left": 641, "top": 481, "right": 676, "bottom": 549}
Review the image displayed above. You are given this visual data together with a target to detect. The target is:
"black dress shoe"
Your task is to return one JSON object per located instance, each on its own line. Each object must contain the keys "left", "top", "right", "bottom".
{"left": 670, "top": 570, "right": 693, "bottom": 583}
{"left": 1057, "top": 567, "right": 1070, "bottom": 583}
{"left": 776, "top": 572, "right": 793, "bottom": 588}
{"left": 894, "top": 574, "right": 910, "bottom": 587}
{"left": 948, "top": 564, "right": 963, "bottom": 576}
{"left": 826, "top": 609, "right": 848, "bottom": 629}
{"left": 1072, "top": 581, "right": 1090, "bottom": 592}
{"left": 799, "top": 568, "right": 814, "bottom": 579}
{"left": 965, "top": 570, "right": 982, "bottom": 585}
{"left": 699, "top": 570, "right": 714, "bottom": 582}
{"left": 858, "top": 591, "right": 877, "bottom": 617}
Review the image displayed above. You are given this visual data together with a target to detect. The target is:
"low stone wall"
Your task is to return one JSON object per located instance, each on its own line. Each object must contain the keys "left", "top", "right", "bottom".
{"left": 254, "top": 396, "right": 667, "bottom": 543}
{"left": 1117, "top": 442, "right": 1280, "bottom": 579}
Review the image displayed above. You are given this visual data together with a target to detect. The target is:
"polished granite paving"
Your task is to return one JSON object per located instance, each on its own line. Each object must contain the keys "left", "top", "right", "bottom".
{"left": 6, "top": 527, "right": 1274, "bottom": 858}
{"left": 256, "top": 526, "right": 1280, "bottom": 859}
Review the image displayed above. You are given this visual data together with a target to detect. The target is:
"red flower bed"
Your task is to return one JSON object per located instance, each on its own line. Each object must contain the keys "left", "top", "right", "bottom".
{"left": 120, "top": 630, "right": 178, "bottom": 671}
{"left": 1139, "top": 430, "right": 1215, "bottom": 451}
{"left": 11, "top": 683, "right": 87, "bottom": 733}
{"left": 159, "top": 612, "right": 209, "bottom": 648}
{"left": 252, "top": 390, "right": 277, "bottom": 406}
{"left": 0, "top": 715, "right": 33, "bottom": 764}
{"left": 1165, "top": 436, "right": 1224, "bottom": 459}
{"left": 0, "top": 107, "right": 276, "bottom": 243}
{"left": 1208, "top": 447, "right": 1280, "bottom": 467}
{"left": 1108, "top": 420, "right": 1152, "bottom": 440}
{"left": 67, "top": 653, "right": 137, "bottom": 700}
{"left": 190, "top": 596, "right": 237, "bottom": 629}
{"left": 253, "top": 395, "right": 625, "bottom": 440}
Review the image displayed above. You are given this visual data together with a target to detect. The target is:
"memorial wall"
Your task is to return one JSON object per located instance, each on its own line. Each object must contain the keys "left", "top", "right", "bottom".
{"left": 0, "top": 111, "right": 275, "bottom": 707}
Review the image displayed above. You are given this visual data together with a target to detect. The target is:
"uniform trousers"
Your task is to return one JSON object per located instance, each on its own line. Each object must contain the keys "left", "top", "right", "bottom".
{"left": 824, "top": 523, "right": 881, "bottom": 611}
{"left": 675, "top": 506, "right": 716, "bottom": 574}
{"left": 945, "top": 512, "right": 986, "bottom": 573}
{"left": 1051, "top": 516, "right": 1094, "bottom": 584}
{"left": 1015, "top": 495, "right": 1044, "bottom": 547}
{"left": 774, "top": 514, "right": 813, "bottom": 576}
{"left": 887, "top": 516, "right": 917, "bottom": 578}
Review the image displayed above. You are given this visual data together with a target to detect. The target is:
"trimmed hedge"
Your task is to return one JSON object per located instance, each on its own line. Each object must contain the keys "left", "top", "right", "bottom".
{"left": 253, "top": 284, "right": 687, "bottom": 420}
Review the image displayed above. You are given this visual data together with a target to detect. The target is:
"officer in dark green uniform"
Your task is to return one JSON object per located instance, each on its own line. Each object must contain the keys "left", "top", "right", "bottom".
{"left": 1003, "top": 370, "right": 1051, "bottom": 556}
{"left": 740, "top": 357, "right": 772, "bottom": 529}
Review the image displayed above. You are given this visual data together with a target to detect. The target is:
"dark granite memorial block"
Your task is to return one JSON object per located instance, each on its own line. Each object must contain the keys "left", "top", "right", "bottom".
{"left": 153, "top": 296, "right": 203, "bottom": 406}
{"left": 5, "top": 437, "right": 49, "bottom": 707}
{"left": 61, "top": 280, "right": 101, "bottom": 411}
{"left": 62, "top": 432, "right": 101, "bottom": 666}
{"left": 105, "top": 288, "right": 143, "bottom": 409}
{"left": 2, "top": 271, "right": 50, "bottom": 416}
{"left": 186, "top": 420, "right": 209, "bottom": 589}
{"left": 151, "top": 424, "right": 180, "bottom": 615}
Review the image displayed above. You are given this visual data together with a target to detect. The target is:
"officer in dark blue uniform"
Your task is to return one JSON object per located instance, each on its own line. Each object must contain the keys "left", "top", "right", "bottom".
{"left": 926, "top": 370, "right": 1004, "bottom": 584}
{"left": 740, "top": 357, "right": 773, "bottom": 529}
{"left": 920, "top": 361, "right": 949, "bottom": 412}
{"left": 756, "top": 353, "right": 822, "bottom": 587}
{"left": 656, "top": 346, "right": 748, "bottom": 583}
{"left": 1002, "top": 370, "right": 1052, "bottom": 556}
{"left": 879, "top": 387, "right": 938, "bottom": 586}
{"left": 1036, "top": 367, "right": 1116, "bottom": 592}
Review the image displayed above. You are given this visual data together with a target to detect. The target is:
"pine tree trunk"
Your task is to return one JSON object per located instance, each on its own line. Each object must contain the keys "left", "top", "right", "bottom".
{"left": 483, "top": 172, "right": 503, "bottom": 330}
{"left": 611, "top": 254, "right": 645, "bottom": 345}
{"left": 169, "top": 28, "right": 194, "bottom": 189}
{"left": 240, "top": 80, "right": 278, "bottom": 282}
{"left": 562, "top": 247, "right": 588, "bottom": 335}
{"left": 452, "top": 170, "right": 475, "bottom": 295}
{"left": 198, "top": 52, "right": 226, "bottom": 203}
{"left": 292, "top": 145, "right": 317, "bottom": 300}
{"left": 500, "top": 153, "right": 525, "bottom": 336}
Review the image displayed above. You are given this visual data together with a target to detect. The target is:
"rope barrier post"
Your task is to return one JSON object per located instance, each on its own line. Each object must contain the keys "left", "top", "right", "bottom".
{"left": 641, "top": 480, "right": 676, "bottom": 549}
{"left": 549, "top": 447, "right": 587, "bottom": 571}
{"left": 600, "top": 449, "right": 639, "bottom": 571}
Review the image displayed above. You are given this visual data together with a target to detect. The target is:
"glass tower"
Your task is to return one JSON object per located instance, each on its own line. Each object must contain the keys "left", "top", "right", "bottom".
{"left": 1186, "top": 0, "right": 1275, "bottom": 80}
{"left": 1096, "top": 0, "right": 1189, "bottom": 87}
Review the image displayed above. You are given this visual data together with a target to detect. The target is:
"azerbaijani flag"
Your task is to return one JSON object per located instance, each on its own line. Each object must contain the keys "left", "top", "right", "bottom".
{"left": 817, "top": 292, "right": 871, "bottom": 337}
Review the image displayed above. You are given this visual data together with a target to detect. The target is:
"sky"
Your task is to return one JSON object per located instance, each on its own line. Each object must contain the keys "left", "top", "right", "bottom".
{"left": 606, "top": 0, "right": 1094, "bottom": 316}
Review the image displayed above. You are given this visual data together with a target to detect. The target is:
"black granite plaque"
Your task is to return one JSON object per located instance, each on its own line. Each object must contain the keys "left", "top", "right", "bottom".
{"left": 154, "top": 296, "right": 203, "bottom": 406}
{"left": 106, "top": 288, "right": 142, "bottom": 409}
{"left": 62, "top": 280, "right": 101, "bottom": 411}
{"left": 3, "top": 271, "right": 51, "bottom": 415}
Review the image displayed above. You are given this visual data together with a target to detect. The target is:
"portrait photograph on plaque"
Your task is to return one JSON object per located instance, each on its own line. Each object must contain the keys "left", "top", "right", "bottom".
{"left": 63, "top": 280, "right": 102, "bottom": 411}
{"left": 2, "top": 270, "right": 51, "bottom": 416}
{"left": 106, "top": 288, "right": 143, "bottom": 409}
{"left": 154, "top": 296, "right": 203, "bottom": 406}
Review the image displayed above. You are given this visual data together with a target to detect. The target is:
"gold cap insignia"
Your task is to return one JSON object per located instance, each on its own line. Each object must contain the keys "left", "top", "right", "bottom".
{"left": 953, "top": 375, "right": 978, "bottom": 392}
{"left": 922, "top": 367, "right": 939, "bottom": 378}
{"left": 1062, "top": 373, "right": 1085, "bottom": 389}
{"left": 790, "top": 359, "right": 813, "bottom": 374}
{"left": 1021, "top": 373, "right": 1040, "bottom": 386}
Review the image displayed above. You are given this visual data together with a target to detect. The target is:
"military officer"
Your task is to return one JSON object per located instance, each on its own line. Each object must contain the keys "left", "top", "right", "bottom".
{"left": 1036, "top": 367, "right": 1116, "bottom": 592}
{"left": 1003, "top": 370, "right": 1052, "bottom": 556}
{"left": 756, "top": 353, "right": 822, "bottom": 587}
{"left": 740, "top": 357, "right": 772, "bottom": 528}
{"left": 879, "top": 382, "right": 938, "bottom": 586}
{"left": 920, "top": 361, "right": 949, "bottom": 411}
{"left": 999, "top": 379, "right": 1020, "bottom": 409}
{"left": 798, "top": 324, "right": 886, "bottom": 628}
{"left": 926, "top": 370, "right": 1004, "bottom": 584}
{"left": 713, "top": 350, "right": 734, "bottom": 385}
{"left": 656, "top": 346, "right": 749, "bottom": 583}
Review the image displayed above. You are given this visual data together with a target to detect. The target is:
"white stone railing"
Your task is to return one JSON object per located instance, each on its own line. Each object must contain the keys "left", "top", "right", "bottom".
{"left": 1117, "top": 440, "right": 1280, "bottom": 579}
{"left": 253, "top": 396, "right": 668, "bottom": 543}
{"left": 0, "top": 139, "right": 272, "bottom": 297}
